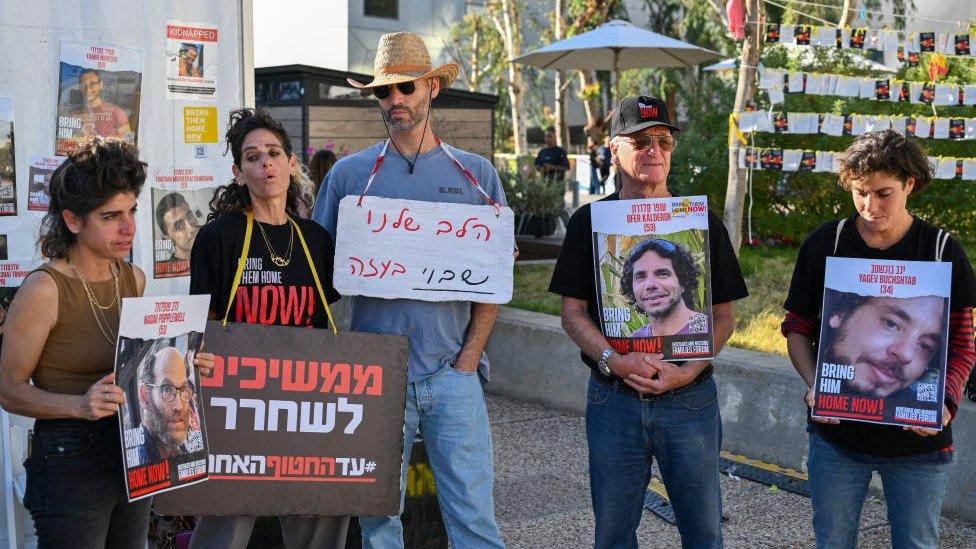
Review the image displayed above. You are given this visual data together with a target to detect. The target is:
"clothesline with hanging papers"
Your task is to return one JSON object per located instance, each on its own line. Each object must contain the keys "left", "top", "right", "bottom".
{"left": 761, "top": 23, "right": 976, "bottom": 62}
{"left": 738, "top": 147, "right": 976, "bottom": 181}
{"left": 757, "top": 67, "right": 976, "bottom": 106}
{"left": 735, "top": 110, "right": 976, "bottom": 141}
{"left": 765, "top": 0, "right": 967, "bottom": 26}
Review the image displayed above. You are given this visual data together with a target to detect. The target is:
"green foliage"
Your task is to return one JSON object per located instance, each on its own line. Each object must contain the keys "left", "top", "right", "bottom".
{"left": 499, "top": 169, "right": 565, "bottom": 217}
{"left": 736, "top": 24, "right": 976, "bottom": 242}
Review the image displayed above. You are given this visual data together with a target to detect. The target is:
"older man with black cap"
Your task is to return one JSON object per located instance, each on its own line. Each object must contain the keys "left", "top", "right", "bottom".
{"left": 549, "top": 96, "right": 747, "bottom": 549}
{"left": 312, "top": 32, "right": 506, "bottom": 549}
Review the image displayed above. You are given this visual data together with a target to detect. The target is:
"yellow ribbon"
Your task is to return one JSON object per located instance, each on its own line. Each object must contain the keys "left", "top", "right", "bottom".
{"left": 729, "top": 112, "right": 748, "bottom": 147}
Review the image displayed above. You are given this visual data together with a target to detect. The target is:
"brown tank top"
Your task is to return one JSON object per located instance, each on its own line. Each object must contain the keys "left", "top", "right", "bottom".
{"left": 30, "top": 261, "right": 138, "bottom": 395}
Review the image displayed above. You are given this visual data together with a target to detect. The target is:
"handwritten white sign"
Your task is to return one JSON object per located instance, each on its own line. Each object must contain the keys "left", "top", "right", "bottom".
{"left": 334, "top": 196, "right": 515, "bottom": 303}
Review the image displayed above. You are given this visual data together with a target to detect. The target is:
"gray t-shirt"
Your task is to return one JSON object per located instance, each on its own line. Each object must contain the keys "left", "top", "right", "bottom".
{"left": 312, "top": 140, "right": 507, "bottom": 381}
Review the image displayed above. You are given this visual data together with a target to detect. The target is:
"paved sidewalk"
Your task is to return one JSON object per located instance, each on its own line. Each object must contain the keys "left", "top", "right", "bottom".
{"left": 488, "top": 395, "right": 976, "bottom": 549}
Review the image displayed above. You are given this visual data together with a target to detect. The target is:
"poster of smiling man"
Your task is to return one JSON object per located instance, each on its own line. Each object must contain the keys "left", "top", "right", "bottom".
{"left": 590, "top": 196, "right": 713, "bottom": 360}
{"left": 813, "top": 257, "right": 951, "bottom": 429}
{"left": 55, "top": 41, "right": 143, "bottom": 156}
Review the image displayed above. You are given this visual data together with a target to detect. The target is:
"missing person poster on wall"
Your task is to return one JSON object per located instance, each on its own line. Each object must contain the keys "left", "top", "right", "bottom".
{"left": 590, "top": 196, "right": 713, "bottom": 360}
{"left": 55, "top": 41, "right": 143, "bottom": 156}
{"left": 166, "top": 21, "right": 218, "bottom": 99}
{"left": 115, "top": 294, "right": 211, "bottom": 501}
{"left": 812, "top": 257, "right": 952, "bottom": 429}
{"left": 149, "top": 167, "right": 218, "bottom": 279}
{"left": 27, "top": 156, "right": 66, "bottom": 212}
{"left": 0, "top": 97, "right": 14, "bottom": 216}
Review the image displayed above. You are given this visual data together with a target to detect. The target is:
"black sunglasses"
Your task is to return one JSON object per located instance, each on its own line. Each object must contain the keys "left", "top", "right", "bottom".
{"left": 372, "top": 81, "right": 416, "bottom": 100}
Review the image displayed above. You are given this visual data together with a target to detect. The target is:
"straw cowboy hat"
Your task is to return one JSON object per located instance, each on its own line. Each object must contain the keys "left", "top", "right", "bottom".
{"left": 347, "top": 32, "right": 459, "bottom": 90}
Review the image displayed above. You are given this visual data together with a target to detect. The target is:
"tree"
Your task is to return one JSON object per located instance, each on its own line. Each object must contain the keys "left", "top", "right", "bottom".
{"left": 723, "top": 0, "right": 764, "bottom": 252}
{"left": 444, "top": 12, "right": 504, "bottom": 93}
{"left": 489, "top": 0, "right": 529, "bottom": 155}
{"left": 566, "top": 0, "right": 622, "bottom": 146}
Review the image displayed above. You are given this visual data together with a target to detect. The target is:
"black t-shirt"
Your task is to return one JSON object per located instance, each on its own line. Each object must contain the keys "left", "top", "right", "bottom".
{"left": 535, "top": 146, "right": 570, "bottom": 181}
{"left": 189, "top": 212, "right": 341, "bottom": 329}
{"left": 785, "top": 214, "right": 976, "bottom": 457}
{"left": 548, "top": 192, "right": 749, "bottom": 380}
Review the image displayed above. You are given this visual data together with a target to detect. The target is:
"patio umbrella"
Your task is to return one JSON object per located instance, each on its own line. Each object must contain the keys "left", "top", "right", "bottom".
{"left": 512, "top": 19, "right": 722, "bottom": 103}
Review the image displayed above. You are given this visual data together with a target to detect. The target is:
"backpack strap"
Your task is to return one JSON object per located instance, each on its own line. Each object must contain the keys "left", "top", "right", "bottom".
{"left": 935, "top": 229, "right": 949, "bottom": 262}
{"left": 833, "top": 218, "right": 847, "bottom": 255}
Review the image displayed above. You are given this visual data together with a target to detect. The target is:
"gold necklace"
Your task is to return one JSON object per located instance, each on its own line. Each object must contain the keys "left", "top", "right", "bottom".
{"left": 255, "top": 217, "right": 294, "bottom": 267}
{"left": 67, "top": 256, "right": 120, "bottom": 346}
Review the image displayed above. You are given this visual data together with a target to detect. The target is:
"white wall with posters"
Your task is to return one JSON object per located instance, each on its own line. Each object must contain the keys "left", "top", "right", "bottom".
{"left": 0, "top": 1, "right": 252, "bottom": 298}
{"left": 0, "top": 0, "right": 252, "bottom": 542}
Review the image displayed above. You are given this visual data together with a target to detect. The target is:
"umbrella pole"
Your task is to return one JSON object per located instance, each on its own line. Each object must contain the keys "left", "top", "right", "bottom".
{"left": 613, "top": 48, "right": 621, "bottom": 106}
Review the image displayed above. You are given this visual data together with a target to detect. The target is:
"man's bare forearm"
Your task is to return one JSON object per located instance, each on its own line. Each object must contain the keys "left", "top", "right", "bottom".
{"left": 459, "top": 302, "right": 499, "bottom": 358}
{"left": 561, "top": 306, "right": 611, "bottom": 362}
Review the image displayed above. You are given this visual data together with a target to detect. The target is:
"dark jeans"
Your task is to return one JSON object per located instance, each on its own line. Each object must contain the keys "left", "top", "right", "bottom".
{"left": 25, "top": 417, "right": 152, "bottom": 549}
{"left": 586, "top": 375, "right": 723, "bottom": 549}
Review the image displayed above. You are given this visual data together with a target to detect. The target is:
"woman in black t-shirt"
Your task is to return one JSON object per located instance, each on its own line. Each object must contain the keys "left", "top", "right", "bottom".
{"left": 782, "top": 130, "right": 976, "bottom": 548}
{"left": 187, "top": 109, "right": 347, "bottom": 549}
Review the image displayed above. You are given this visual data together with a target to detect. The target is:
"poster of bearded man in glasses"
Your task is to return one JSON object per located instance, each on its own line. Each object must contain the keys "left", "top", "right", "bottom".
{"left": 591, "top": 196, "right": 713, "bottom": 360}
{"left": 114, "top": 294, "right": 211, "bottom": 501}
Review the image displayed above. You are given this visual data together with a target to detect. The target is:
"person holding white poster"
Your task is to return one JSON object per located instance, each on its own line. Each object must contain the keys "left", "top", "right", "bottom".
{"left": 188, "top": 109, "right": 349, "bottom": 549}
{"left": 312, "top": 32, "right": 506, "bottom": 549}
{"left": 0, "top": 138, "right": 213, "bottom": 548}
{"left": 783, "top": 130, "right": 976, "bottom": 548}
{"left": 549, "top": 96, "right": 747, "bottom": 549}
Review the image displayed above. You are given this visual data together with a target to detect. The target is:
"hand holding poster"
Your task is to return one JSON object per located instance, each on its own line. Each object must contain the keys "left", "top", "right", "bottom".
{"left": 813, "top": 257, "right": 952, "bottom": 428}
{"left": 55, "top": 41, "right": 142, "bottom": 156}
{"left": 591, "top": 196, "right": 713, "bottom": 360}
{"left": 333, "top": 196, "right": 515, "bottom": 303}
{"left": 115, "top": 294, "right": 211, "bottom": 501}
{"left": 154, "top": 322, "right": 409, "bottom": 516}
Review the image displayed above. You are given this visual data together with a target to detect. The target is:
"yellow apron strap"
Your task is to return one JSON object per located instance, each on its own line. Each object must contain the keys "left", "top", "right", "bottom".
{"left": 221, "top": 210, "right": 254, "bottom": 326}
{"left": 290, "top": 216, "right": 339, "bottom": 335}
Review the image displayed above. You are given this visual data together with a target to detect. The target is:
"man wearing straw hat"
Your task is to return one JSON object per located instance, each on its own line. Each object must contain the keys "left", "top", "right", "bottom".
{"left": 312, "top": 32, "right": 506, "bottom": 548}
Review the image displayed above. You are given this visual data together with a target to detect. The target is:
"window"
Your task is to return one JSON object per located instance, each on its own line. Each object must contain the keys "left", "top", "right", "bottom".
{"left": 364, "top": 0, "right": 398, "bottom": 20}
{"left": 277, "top": 81, "right": 303, "bottom": 102}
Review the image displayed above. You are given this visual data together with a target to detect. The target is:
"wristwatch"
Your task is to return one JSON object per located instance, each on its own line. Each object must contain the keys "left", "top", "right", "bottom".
{"left": 597, "top": 347, "right": 616, "bottom": 377}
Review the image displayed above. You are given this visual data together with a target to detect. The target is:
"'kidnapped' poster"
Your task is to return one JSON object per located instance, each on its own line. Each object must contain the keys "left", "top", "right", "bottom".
{"left": 166, "top": 21, "right": 218, "bottom": 99}
{"left": 812, "top": 257, "right": 951, "bottom": 429}
{"left": 590, "top": 196, "right": 713, "bottom": 360}
{"left": 55, "top": 41, "right": 143, "bottom": 156}
{"left": 115, "top": 294, "right": 211, "bottom": 501}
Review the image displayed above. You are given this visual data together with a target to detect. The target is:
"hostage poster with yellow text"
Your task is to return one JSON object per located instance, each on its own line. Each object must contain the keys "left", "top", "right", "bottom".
{"left": 590, "top": 196, "right": 713, "bottom": 360}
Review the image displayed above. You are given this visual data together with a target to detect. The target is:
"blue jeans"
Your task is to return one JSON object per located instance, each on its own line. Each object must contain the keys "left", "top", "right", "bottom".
{"left": 807, "top": 431, "right": 951, "bottom": 549}
{"left": 586, "top": 375, "right": 723, "bottom": 549}
{"left": 359, "top": 365, "right": 504, "bottom": 548}
{"left": 25, "top": 417, "right": 152, "bottom": 549}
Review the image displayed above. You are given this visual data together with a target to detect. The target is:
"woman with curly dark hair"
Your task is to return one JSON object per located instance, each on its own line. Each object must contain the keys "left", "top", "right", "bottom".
{"left": 188, "top": 108, "right": 347, "bottom": 549}
{"left": 782, "top": 130, "right": 976, "bottom": 548}
{"left": 0, "top": 138, "right": 212, "bottom": 548}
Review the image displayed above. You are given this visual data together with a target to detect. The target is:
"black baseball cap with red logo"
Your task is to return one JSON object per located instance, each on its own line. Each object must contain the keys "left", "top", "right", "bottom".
{"left": 609, "top": 95, "right": 680, "bottom": 138}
